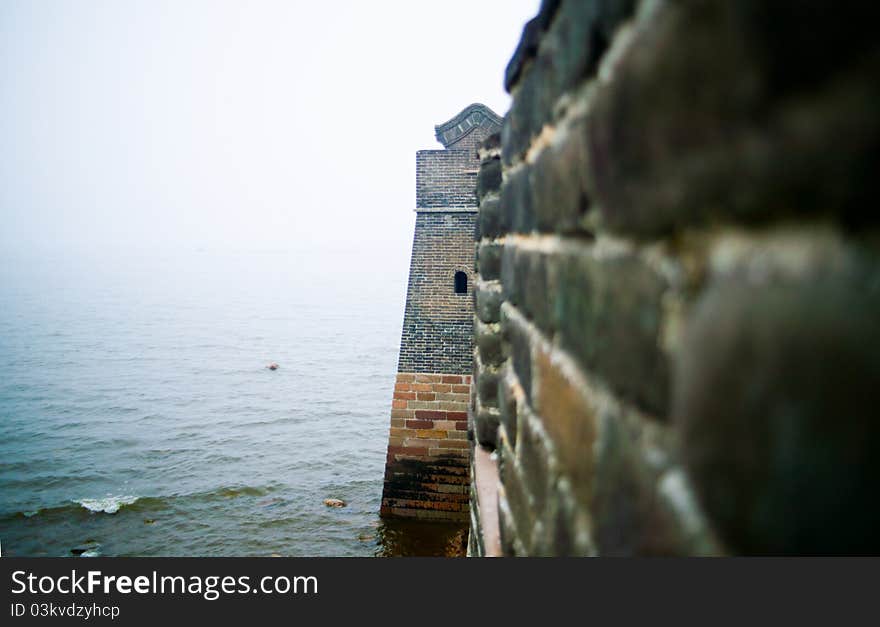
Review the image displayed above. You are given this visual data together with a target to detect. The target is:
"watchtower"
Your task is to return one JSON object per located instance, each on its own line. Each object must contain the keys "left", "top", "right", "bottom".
{"left": 380, "top": 103, "right": 503, "bottom": 521}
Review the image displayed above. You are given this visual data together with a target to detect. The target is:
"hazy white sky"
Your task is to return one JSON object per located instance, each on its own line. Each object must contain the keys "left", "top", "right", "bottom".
{"left": 0, "top": 0, "right": 539, "bottom": 261}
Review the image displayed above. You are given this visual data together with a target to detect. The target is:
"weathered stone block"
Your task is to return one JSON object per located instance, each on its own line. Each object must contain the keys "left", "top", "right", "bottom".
{"left": 476, "top": 364, "right": 500, "bottom": 408}
{"left": 532, "top": 342, "right": 598, "bottom": 505}
{"left": 475, "top": 279, "right": 504, "bottom": 323}
{"left": 478, "top": 195, "right": 503, "bottom": 240}
{"left": 590, "top": 407, "right": 683, "bottom": 555}
{"left": 500, "top": 243, "right": 518, "bottom": 304}
{"left": 477, "top": 241, "right": 503, "bottom": 281}
{"left": 476, "top": 156, "right": 502, "bottom": 202}
{"left": 504, "top": 0, "right": 562, "bottom": 92}
{"left": 472, "top": 396, "right": 500, "bottom": 449}
{"left": 502, "top": 0, "right": 637, "bottom": 165}
{"left": 501, "top": 245, "right": 556, "bottom": 335}
{"left": 499, "top": 165, "right": 535, "bottom": 233}
{"left": 587, "top": 0, "right": 880, "bottom": 237}
{"left": 516, "top": 408, "right": 554, "bottom": 519}
{"left": 502, "top": 68, "right": 543, "bottom": 167}
{"left": 474, "top": 317, "right": 505, "bottom": 367}
{"left": 498, "top": 367, "right": 522, "bottom": 448}
{"left": 531, "top": 113, "right": 592, "bottom": 234}
{"left": 674, "top": 270, "right": 880, "bottom": 554}
{"left": 500, "top": 303, "right": 534, "bottom": 404}
{"left": 553, "top": 247, "right": 669, "bottom": 416}
{"left": 532, "top": 0, "right": 614, "bottom": 118}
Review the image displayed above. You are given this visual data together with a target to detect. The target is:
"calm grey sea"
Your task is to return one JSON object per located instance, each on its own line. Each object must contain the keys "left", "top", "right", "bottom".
{"left": 0, "top": 248, "right": 465, "bottom": 557}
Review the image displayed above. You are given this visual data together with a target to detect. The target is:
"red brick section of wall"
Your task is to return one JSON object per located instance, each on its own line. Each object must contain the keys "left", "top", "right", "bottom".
{"left": 380, "top": 372, "right": 472, "bottom": 521}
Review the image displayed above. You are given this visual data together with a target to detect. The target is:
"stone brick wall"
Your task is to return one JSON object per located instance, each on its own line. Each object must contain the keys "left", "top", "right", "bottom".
{"left": 469, "top": 0, "right": 880, "bottom": 555}
{"left": 415, "top": 151, "right": 481, "bottom": 209}
{"left": 398, "top": 211, "right": 476, "bottom": 375}
{"left": 381, "top": 373, "right": 471, "bottom": 521}
{"left": 382, "top": 104, "right": 502, "bottom": 522}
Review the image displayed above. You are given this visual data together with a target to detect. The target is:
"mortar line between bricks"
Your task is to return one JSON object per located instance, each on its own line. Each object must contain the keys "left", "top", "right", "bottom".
{"left": 500, "top": 300, "right": 658, "bottom": 428}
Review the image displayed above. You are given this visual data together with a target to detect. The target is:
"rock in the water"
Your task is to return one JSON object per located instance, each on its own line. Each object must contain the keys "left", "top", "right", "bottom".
{"left": 267, "top": 362, "right": 279, "bottom": 370}
{"left": 70, "top": 542, "right": 100, "bottom": 556}
{"left": 323, "top": 498, "right": 346, "bottom": 508}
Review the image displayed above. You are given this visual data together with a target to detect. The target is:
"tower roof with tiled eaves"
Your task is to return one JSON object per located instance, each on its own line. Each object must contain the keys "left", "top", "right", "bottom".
{"left": 434, "top": 103, "right": 503, "bottom": 150}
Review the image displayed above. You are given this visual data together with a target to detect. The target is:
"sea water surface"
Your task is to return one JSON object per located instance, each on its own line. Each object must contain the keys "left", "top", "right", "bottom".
{"left": 0, "top": 248, "right": 466, "bottom": 556}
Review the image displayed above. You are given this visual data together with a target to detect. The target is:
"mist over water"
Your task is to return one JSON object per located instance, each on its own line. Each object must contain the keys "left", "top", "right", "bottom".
{"left": 0, "top": 0, "right": 542, "bottom": 557}
{"left": 0, "top": 247, "right": 461, "bottom": 556}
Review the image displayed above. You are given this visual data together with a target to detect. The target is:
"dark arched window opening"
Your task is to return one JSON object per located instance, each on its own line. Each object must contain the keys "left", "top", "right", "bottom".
{"left": 454, "top": 271, "right": 468, "bottom": 294}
